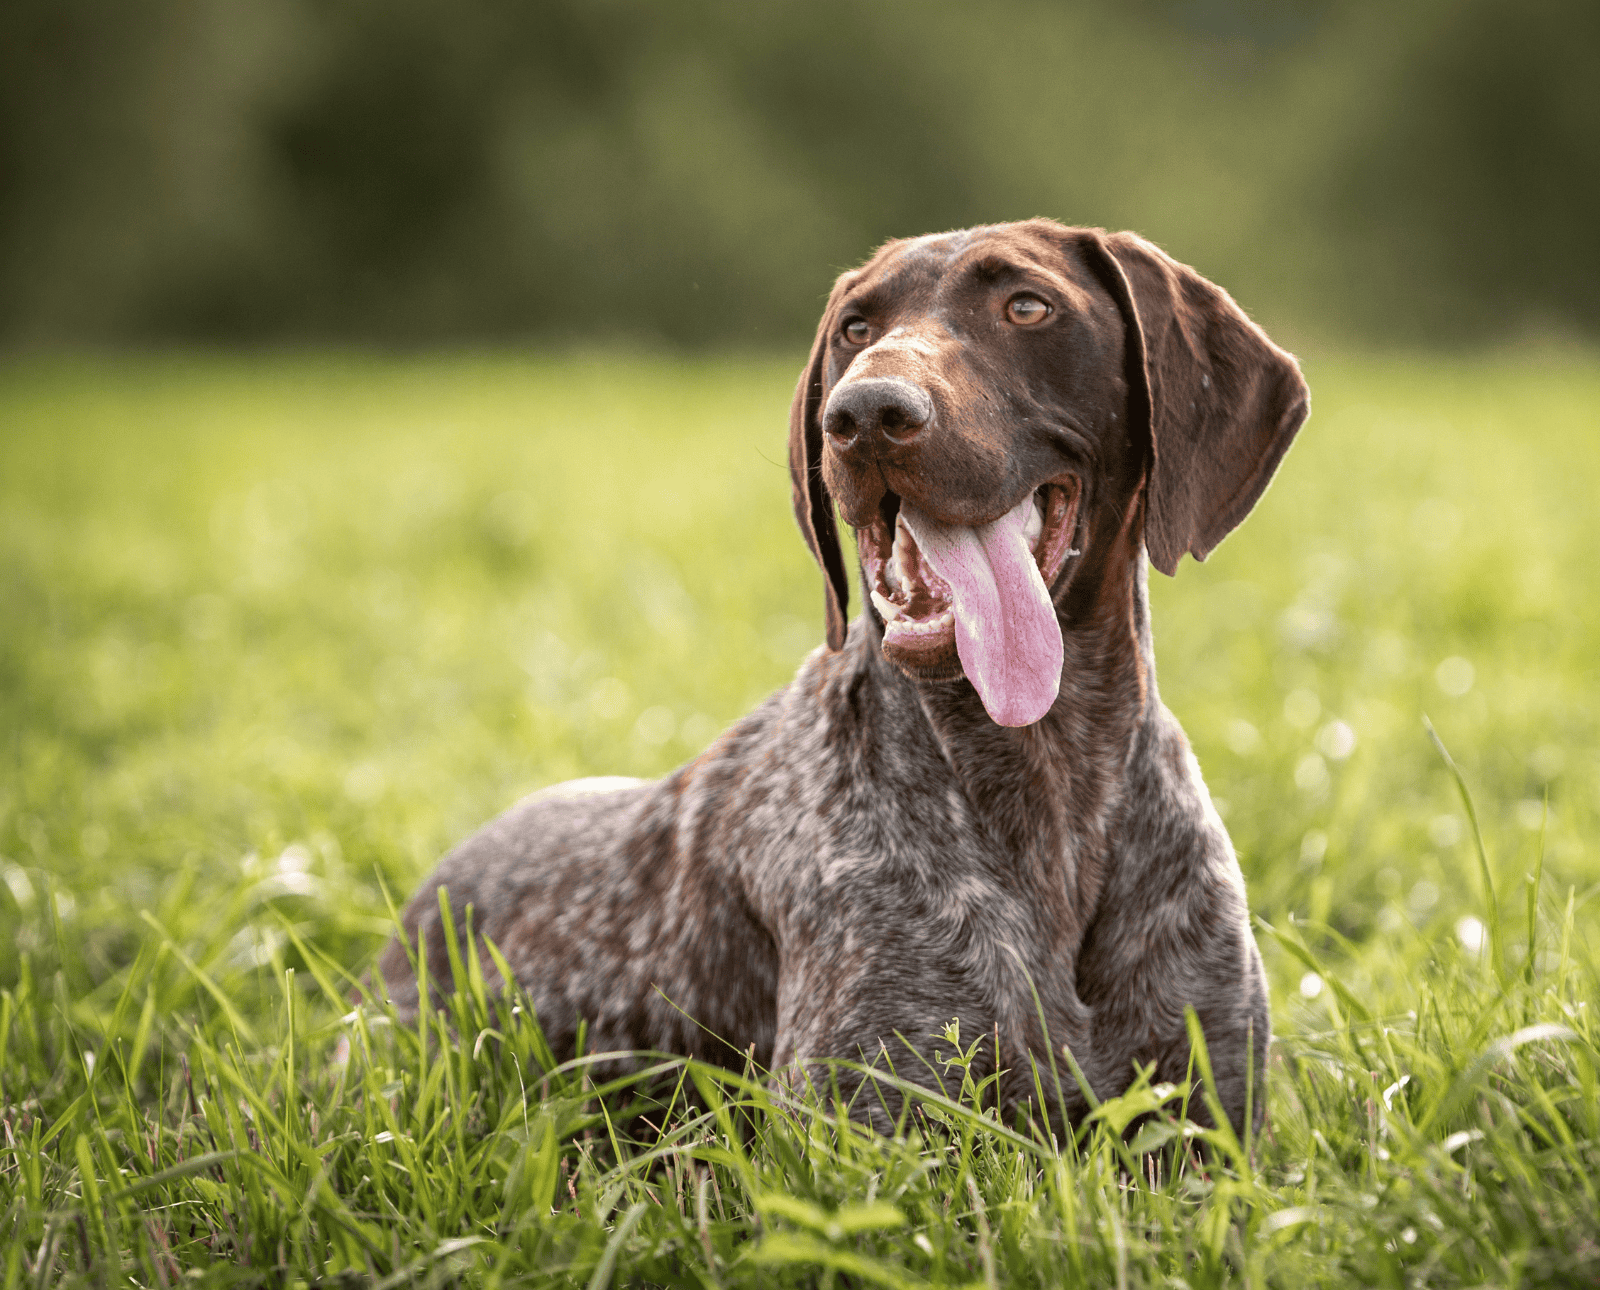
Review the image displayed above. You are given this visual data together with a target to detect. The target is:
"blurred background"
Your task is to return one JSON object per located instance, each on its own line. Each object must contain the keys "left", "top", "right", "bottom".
{"left": 3, "top": 0, "right": 1597, "bottom": 355}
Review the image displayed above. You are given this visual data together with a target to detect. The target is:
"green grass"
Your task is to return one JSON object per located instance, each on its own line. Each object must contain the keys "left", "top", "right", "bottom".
{"left": 1, "top": 350, "right": 1597, "bottom": 1286}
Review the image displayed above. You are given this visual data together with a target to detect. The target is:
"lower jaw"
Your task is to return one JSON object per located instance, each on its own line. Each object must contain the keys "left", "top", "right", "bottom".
{"left": 878, "top": 614, "right": 963, "bottom": 679}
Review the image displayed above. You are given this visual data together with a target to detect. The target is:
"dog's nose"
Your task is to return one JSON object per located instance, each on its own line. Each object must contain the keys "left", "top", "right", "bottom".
{"left": 822, "top": 377, "right": 933, "bottom": 448}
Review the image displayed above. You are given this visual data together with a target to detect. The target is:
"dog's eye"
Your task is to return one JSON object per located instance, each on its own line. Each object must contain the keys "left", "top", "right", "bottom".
{"left": 842, "top": 318, "right": 871, "bottom": 345}
{"left": 1006, "top": 295, "right": 1051, "bottom": 326}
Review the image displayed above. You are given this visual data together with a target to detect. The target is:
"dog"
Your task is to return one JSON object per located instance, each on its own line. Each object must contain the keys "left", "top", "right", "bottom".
{"left": 376, "top": 219, "right": 1308, "bottom": 1135}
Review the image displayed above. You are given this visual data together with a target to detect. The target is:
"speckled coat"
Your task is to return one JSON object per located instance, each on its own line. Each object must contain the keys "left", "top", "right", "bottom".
{"left": 376, "top": 220, "right": 1309, "bottom": 1136}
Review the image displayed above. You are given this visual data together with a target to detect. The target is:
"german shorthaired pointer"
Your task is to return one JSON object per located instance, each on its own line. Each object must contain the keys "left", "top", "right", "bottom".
{"left": 377, "top": 219, "right": 1308, "bottom": 1135}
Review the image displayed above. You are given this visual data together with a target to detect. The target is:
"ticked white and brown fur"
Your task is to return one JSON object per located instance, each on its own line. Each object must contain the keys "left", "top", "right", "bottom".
{"left": 377, "top": 219, "right": 1309, "bottom": 1135}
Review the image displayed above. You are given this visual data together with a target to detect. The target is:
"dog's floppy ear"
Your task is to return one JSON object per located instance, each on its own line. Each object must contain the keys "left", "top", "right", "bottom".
{"left": 1081, "top": 231, "right": 1309, "bottom": 576}
{"left": 789, "top": 279, "right": 852, "bottom": 651}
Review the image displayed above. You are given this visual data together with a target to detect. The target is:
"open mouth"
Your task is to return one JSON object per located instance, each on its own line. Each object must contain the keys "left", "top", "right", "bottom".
{"left": 857, "top": 480, "right": 1080, "bottom": 653}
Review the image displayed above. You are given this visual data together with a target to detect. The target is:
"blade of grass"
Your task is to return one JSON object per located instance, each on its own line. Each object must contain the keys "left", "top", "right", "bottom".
{"left": 1424, "top": 716, "right": 1504, "bottom": 981}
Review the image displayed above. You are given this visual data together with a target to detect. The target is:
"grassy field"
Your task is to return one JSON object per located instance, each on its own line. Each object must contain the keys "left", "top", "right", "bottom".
{"left": 1, "top": 351, "right": 1597, "bottom": 1286}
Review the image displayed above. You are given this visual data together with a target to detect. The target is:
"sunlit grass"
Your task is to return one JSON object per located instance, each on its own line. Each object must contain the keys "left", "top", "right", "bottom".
{"left": 1, "top": 350, "right": 1597, "bottom": 1285}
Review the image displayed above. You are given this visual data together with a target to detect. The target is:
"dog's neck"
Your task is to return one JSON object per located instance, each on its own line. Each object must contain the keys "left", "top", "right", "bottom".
{"left": 860, "top": 519, "right": 1156, "bottom": 920}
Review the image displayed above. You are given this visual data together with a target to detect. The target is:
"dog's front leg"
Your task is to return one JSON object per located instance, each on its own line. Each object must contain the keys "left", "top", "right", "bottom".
{"left": 1076, "top": 724, "right": 1272, "bottom": 1138}
{"left": 766, "top": 938, "right": 1111, "bottom": 1138}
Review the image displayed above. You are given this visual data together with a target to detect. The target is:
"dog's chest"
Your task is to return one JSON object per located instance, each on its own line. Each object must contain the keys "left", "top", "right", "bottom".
{"left": 748, "top": 745, "right": 1061, "bottom": 958}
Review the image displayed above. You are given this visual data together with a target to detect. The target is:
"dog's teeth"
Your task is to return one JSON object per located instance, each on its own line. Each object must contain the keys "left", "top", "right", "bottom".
{"left": 1025, "top": 493, "right": 1044, "bottom": 550}
{"left": 886, "top": 608, "right": 954, "bottom": 637}
{"left": 870, "top": 588, "right": 902, "bottom": 620}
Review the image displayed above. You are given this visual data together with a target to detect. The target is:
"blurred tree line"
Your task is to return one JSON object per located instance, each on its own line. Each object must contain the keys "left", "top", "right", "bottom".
{"left": 1, "top": 0, "right": 1595, "bottom": 350}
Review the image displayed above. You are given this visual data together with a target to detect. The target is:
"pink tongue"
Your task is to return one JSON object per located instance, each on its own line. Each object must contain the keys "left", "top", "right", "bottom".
{"left": 900, "top": 495, "right": 1063, "bottom": 726}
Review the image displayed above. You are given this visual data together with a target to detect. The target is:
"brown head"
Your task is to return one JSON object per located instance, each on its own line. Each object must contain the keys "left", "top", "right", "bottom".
{"left": 788, "top": 219, "right": 1308, "bottom": 725}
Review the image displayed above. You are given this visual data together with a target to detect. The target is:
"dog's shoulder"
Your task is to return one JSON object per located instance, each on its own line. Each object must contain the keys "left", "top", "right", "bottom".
{"left": 1077, "top": 704, "right": 1262, "bottom": 1017}
{"left": 1090, "top": 702, "right": 1252, "bottom": 955}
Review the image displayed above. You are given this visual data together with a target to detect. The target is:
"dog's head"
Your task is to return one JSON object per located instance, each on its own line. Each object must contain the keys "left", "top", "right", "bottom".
{"left": 788, "top": 219, "right": 1308, "bottom": 726}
